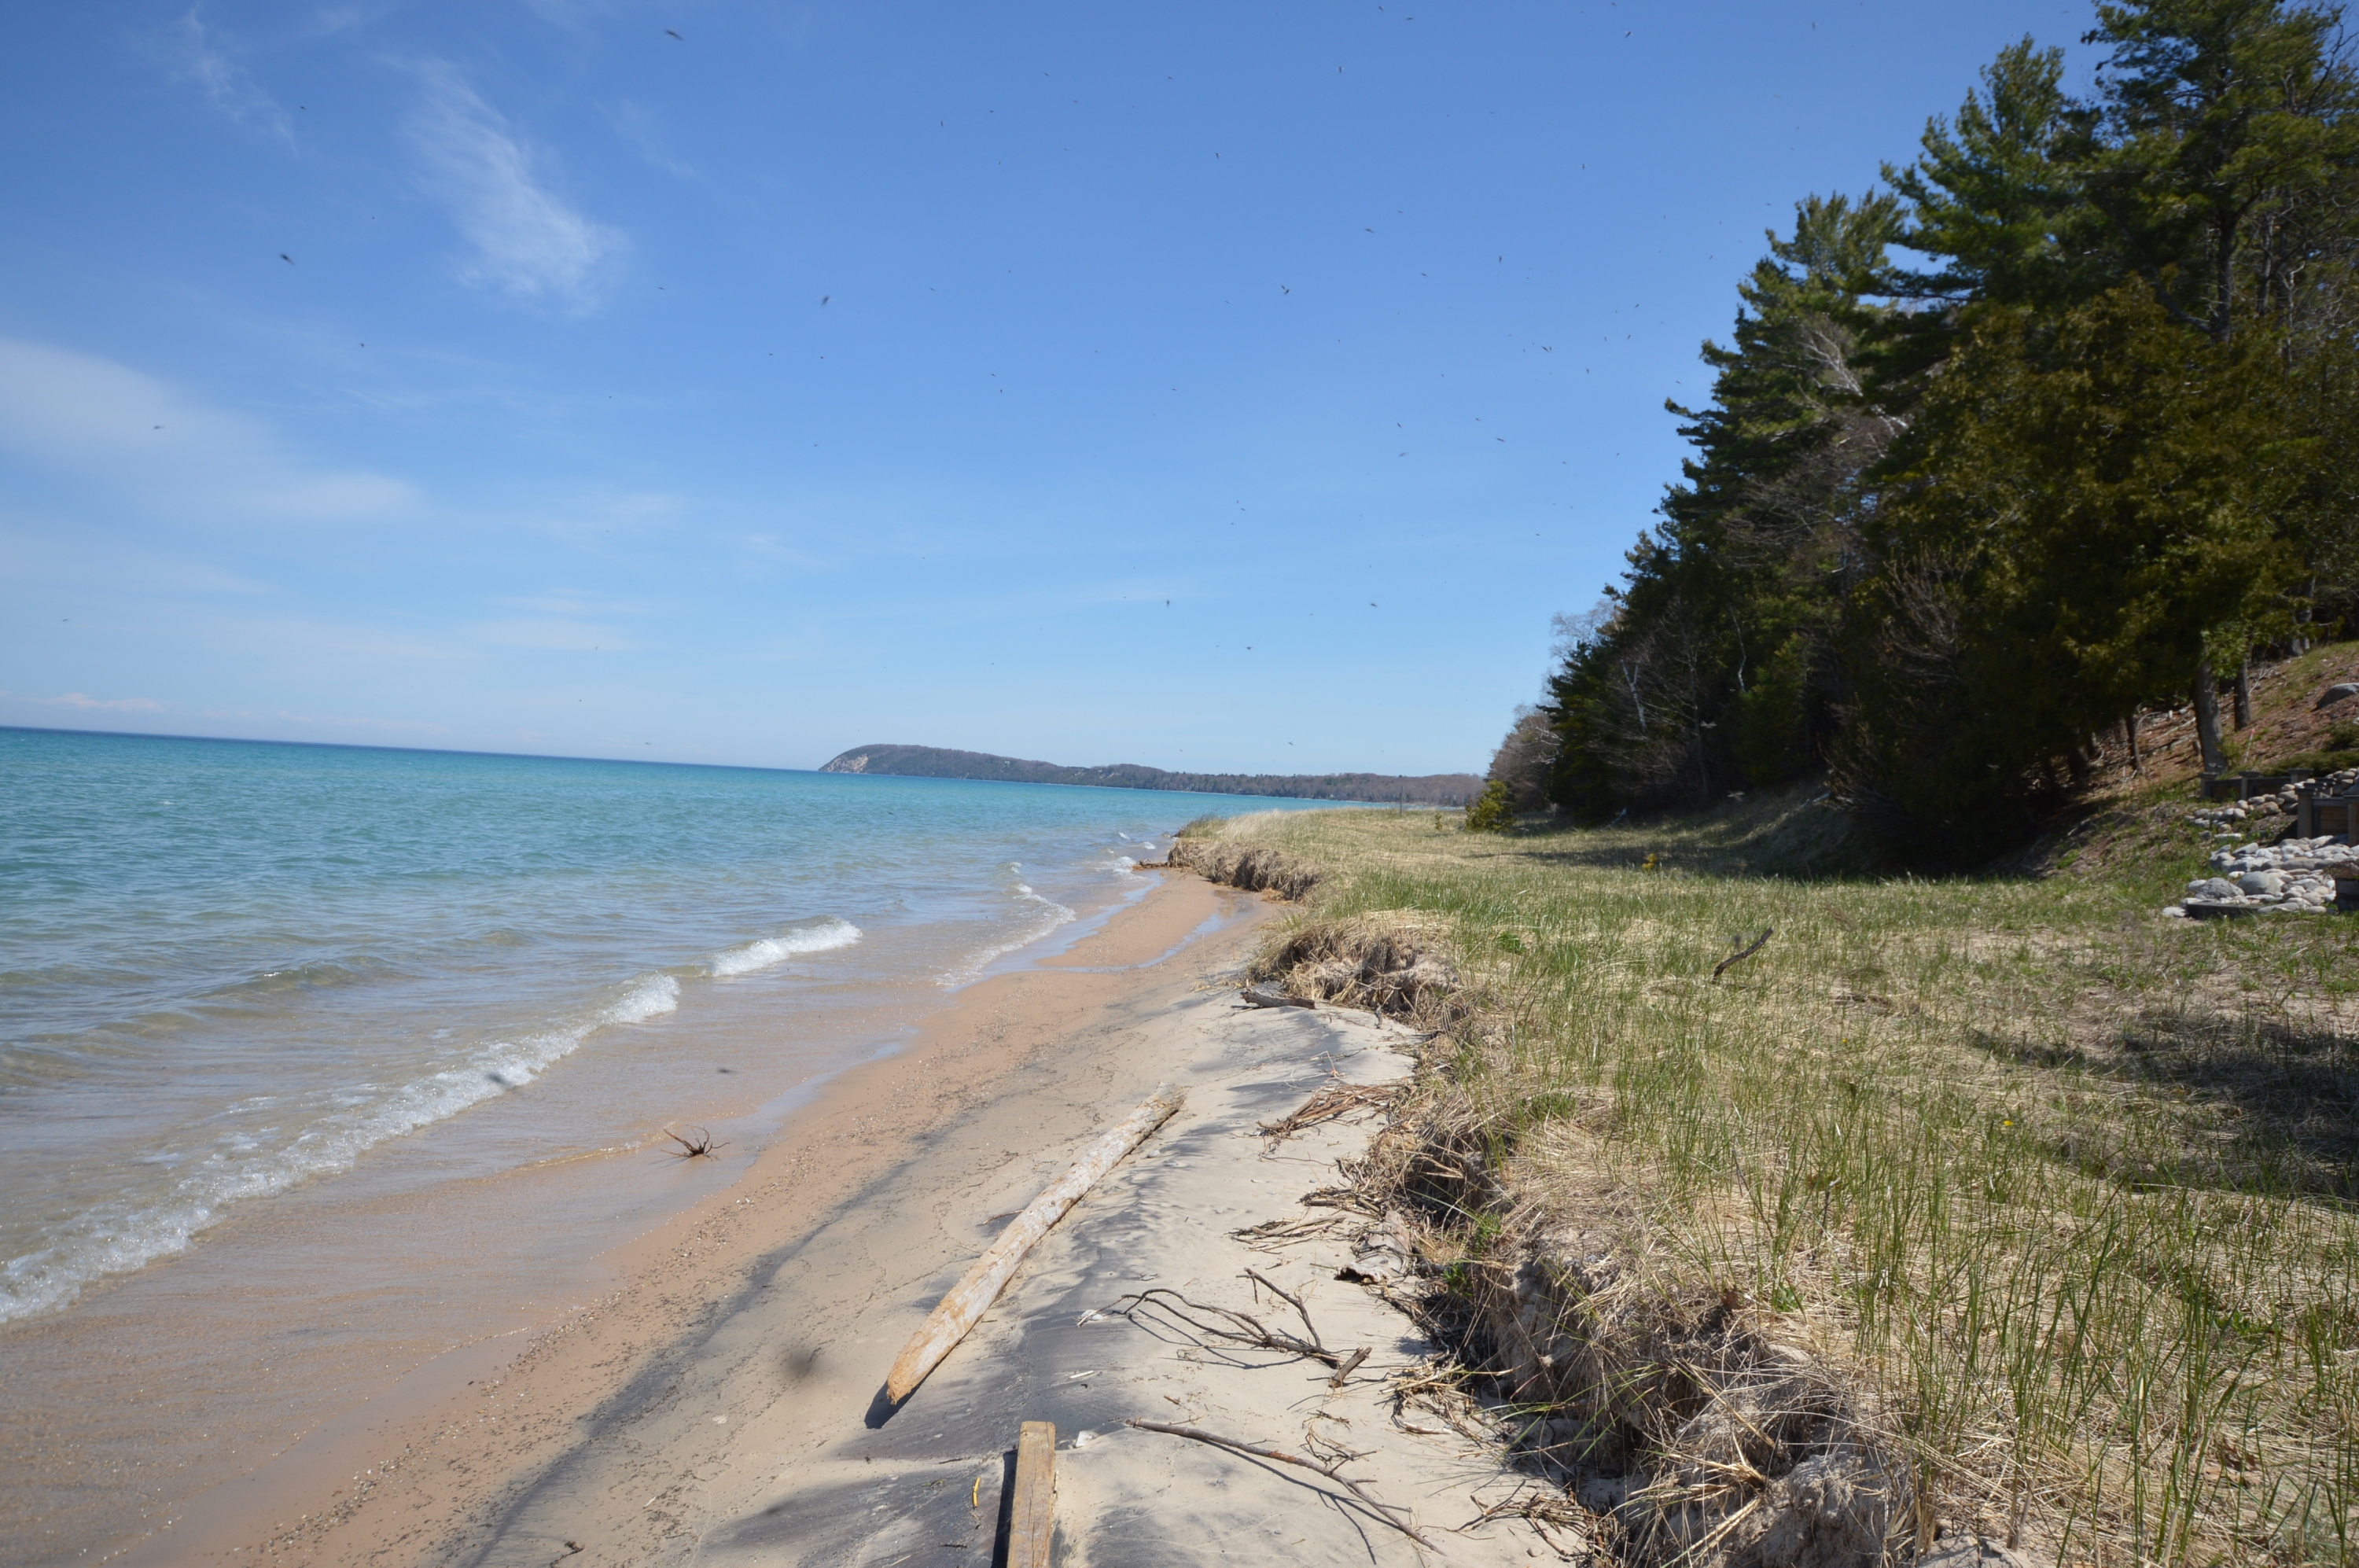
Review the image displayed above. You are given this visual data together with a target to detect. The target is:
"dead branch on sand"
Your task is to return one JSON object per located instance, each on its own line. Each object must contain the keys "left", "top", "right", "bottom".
{"left": 1125, "top": 1419, "right": 1432, "bottom": 1546}
{"left": 1238, "top": 985, "right": 1316, "bottom": 1010}
{"left": 662, "top": 1127, "right": 728, "bottom": 1158}
{"left": 1108, "top": 1270, "right": 1371, "bottom": 1382}
{"left": 1244, "top": 1268, "right": 1330, "bottom": 1350}
{"left": 1112, "top": 1286, "right": 1338, "bottom": 1367}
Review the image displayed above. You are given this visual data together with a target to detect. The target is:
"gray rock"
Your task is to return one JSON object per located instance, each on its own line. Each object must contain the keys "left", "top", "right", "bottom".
{"left": 2196, "top": 878, "right": 2243, "bottom": 900}
{"left": 2239, "top": 870, "right": 2286, "bottom": 896}
{"left": 2186, "top": 901, "right": 2258, "bottom": 920}
{"left": 2317, "top": 683, "right": 2359, "bottom": 708}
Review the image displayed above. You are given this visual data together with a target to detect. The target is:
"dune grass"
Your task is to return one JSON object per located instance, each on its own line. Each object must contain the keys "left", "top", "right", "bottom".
{"left": 1200, "top": 790, "right": 2359, "bottom": 1565}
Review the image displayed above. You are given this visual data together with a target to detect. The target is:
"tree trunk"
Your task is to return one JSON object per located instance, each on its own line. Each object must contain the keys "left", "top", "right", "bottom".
{"left": 2193, "top": 654, "right": 2228, "bottom": 775}
{"left": 2125, "top": 710, "right": 2141, "bottom": 771}
{"left": 2234, "top": 652, "right": 2253, "bottom": 731}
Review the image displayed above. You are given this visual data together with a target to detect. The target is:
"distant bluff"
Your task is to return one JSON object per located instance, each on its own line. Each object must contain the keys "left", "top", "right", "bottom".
{"left": 817, "top": 744, "right": 1482, "bottom": 806}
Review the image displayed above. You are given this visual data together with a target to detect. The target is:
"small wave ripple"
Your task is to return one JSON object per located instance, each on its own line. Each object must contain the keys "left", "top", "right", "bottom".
{"left": 707, "top": 917, "right": 861, "bottom": 977}
{"left": 937, "top": 865, "right": 1076, "bottom": 986}
{"left": 0, "top": 971, "right": 679, "bottom": 1325}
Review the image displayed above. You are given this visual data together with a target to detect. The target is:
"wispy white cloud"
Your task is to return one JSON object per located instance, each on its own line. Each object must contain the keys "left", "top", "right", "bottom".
{"left": 39, "top": 692, "right": 165, "bottom": 712}
{"left": 0, "top": 338, "right": 414, "bottom": 521}
{"left": 408, "top": 64, "right": 624, "bottom": 312}
{"left": 157, "top": 7, "right": 293, "bottom": 142}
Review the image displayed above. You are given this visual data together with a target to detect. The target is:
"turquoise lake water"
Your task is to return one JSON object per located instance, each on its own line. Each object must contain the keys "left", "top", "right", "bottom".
{"left": 0, "top": 727, "right": 1328, "bottom": 1327}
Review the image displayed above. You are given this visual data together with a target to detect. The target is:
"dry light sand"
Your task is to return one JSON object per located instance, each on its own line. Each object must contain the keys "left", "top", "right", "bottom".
{"left": 125, "top": 874, "right": 1548, "bottom": 1567}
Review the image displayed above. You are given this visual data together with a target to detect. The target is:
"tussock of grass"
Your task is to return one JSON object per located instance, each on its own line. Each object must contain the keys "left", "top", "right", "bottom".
{"left": 1204, "top": 804, "right": 2359, "bottom": 1566}
{"left": 1245, "top": 913, "right": 1463, "bottom": 1029}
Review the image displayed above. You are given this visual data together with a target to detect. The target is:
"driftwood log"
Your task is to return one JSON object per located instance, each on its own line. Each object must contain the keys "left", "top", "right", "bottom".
{"left": 1007, "top": 1421, "right": 1056, "bottom": 1568}
{"left": 884, "top": 1084, "right": 1186, "bottom": 1404}
{"left": 1238, "top": 985, "right": 1316, "bottom": 1010}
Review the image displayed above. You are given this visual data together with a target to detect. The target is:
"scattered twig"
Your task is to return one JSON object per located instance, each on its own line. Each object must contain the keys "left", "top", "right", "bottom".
{"left": 1303, "top": 1416, "right": 1377, "bottom": 1467}
{"left": 1456, "top": 1489, "right": 1594, "bottom": 1562}
{"left": 1389, "top": 1369, "right": 1505, "bottom": 1448}
{"left": 1711, "top": 928, "right": 1775, "bottom": 982}
{"left": 1229, "top": 1214, "right": 1352, "bottom": 1251}
{"left": 1124, "top": 1419, "right": 1432, "bottom": 1546}
{"left": 1300, "top": 1185, "right": 1384, "bottom": 1215}
{"left": 662, "top": 1126, "right": 728, "bottom": 1158}
{"left": 1329, "top": 1345, "right": 1371, "bottom": 1389}
{"left": 1256, "top": 1080, "right": 1402, "bottom": 1149}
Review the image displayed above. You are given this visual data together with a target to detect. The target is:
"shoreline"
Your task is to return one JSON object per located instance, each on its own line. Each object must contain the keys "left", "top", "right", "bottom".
{"left": 101, "top": 870, "right": 1275, "bottom": 1566}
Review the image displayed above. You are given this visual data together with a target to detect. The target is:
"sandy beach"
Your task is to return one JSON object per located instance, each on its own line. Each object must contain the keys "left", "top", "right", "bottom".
{"left": 68, "top": 868, "right": 1531, "bottom": 1566}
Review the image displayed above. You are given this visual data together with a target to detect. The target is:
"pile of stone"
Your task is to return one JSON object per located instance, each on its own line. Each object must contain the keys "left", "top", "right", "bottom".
{"left": 2188, "top": 766, "right": 2359, "bottom": 833}
{"left": 2167, "top": 834, "right": 2355, "bottom": 918}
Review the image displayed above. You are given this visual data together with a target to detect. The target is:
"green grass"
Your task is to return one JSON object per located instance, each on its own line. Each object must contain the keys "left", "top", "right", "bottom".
{"left": 1205, "top": 793, "right": 2359, "bottom": 1565}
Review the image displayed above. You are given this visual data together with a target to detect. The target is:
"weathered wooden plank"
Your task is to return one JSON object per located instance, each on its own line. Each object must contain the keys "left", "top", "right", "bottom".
{"left": 1007, "top": 1421, "right": 1056, "bottom": 1568}
{"left": 884, "top": 1084, "right": 1184, "bottom": 1404}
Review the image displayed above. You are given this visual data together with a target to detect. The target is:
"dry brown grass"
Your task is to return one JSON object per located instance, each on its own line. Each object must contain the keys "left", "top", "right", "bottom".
{"left": 1246, "top": 911, "right": 1464, "bottom": 1029}
{"left": 1167, "top": 830, "right": 1325, "bottom": 900}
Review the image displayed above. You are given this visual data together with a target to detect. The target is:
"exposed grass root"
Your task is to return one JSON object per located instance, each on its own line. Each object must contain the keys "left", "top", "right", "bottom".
{"left": 1347, "top": 1087, "right": 1914, "bottom": 1568}
{"left": 1168, "top": 837, "right": 1325, "bottom": 900}
{"left": 1245, "top": 913, "right": 1464, "bottom": 1026}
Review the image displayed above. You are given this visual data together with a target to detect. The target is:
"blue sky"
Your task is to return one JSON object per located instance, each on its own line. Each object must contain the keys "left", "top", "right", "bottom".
{"left": 0, "top": 0, "right": 2096, "bottom": 775}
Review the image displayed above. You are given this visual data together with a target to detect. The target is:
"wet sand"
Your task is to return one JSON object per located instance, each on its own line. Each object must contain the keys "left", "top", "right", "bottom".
{"left": 83, "top": 872, "right": 1279, "bottom": 1564}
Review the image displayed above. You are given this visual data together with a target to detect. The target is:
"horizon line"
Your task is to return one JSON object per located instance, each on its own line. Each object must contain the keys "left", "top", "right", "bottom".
{"left": 0, "top": 724, "right": 1449, "bottom": 802}
{"left": 0, "top": 723, "right": 819, "bottom": 778}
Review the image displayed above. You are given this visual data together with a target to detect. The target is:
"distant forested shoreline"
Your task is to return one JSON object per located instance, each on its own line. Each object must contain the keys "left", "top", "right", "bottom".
{"left": 1496, "top": 1, "right": 2359, "bottom": 864}
{"left": 818, "top": 744, "right": 1482, "bottom": 805}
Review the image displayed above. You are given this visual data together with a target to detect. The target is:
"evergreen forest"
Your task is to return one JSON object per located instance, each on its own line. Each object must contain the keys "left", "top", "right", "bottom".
{"left": 1524, "top": 0, "right": 2359, "bottom": 863}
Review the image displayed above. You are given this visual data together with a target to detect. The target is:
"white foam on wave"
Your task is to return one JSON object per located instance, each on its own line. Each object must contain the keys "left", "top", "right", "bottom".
{"left": 708, "top": 917, "right": 862, "bottom": 978}
{"left": 937, "top": 867, "right": 1077, "bottom": 987}
{"left": 0, "top": 970, "right": 681, "bottom": 1325}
